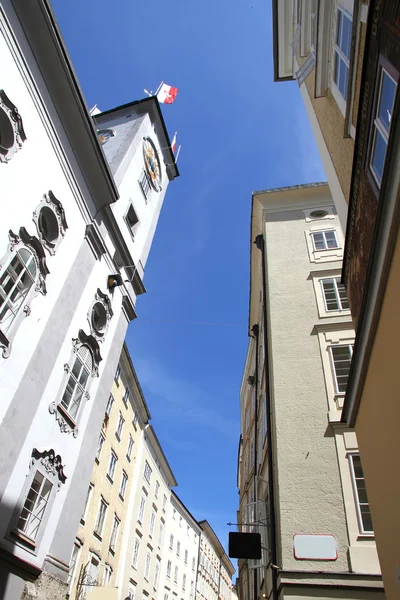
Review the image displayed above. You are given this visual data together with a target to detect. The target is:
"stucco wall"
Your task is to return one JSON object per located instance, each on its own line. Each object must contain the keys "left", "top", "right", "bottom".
{"left": 264, "top": 202, "right": 350, "bottom": 573}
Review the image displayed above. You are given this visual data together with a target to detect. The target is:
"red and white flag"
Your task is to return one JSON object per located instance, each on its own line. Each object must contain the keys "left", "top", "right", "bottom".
{"left": 157, "top": 83, "right": 179, "bottom": 104}
{"left": 171, "top": 132, "right": 177, "bottom": 153}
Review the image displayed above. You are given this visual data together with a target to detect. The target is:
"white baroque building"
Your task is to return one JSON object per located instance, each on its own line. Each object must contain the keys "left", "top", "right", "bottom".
{"left": 0, "top": 0, "right": 178, "bottom": 598}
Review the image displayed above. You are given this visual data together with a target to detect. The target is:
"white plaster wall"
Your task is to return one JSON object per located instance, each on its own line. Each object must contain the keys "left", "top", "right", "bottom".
{"left": 0, "top": 255, "right": 125, "bottom": 569}
{"left": 264, "top": 197, "right": 350, "bottom": 572}
{"left": 158, "top": 498, "right": 200, "bottom": 600}
{"left": 99, "top": 112, "right": 169, "bottom": 274}
{"left": 0, "top": 26, "right": 92, "bottom": 422}
{"left": 119, "top": 431, "right": 173, "bottom": 600}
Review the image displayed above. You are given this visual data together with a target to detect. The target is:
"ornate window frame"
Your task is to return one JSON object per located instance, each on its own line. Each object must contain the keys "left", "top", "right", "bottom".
{"left": 87, "top": 288, "right": 113, "bottom": 342}
{"left": 49, "top": 330, "right": 102, "bottom": 437}
{"left": 7, "top": 448, "right": 66, "bottom": 554}
{"left": 0, "top": 90, "right": 26, "bottom": 163}
{"left": 32, "top": 191, "right": 68, "bottom": 255}
{"left": 0, "top": 228, "right": 49, "bottom": 358}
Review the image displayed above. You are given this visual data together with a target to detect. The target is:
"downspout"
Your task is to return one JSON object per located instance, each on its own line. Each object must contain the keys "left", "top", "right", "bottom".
{"left": 250, "top": 324, "right": 259, "bottom": 600}
{"left": 254, "top": 235, "right": 278, "bottom": 600}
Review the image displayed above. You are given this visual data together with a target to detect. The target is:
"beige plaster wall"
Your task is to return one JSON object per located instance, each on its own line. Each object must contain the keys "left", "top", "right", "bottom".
{"left": 264, "top": 202, "right": 350, "bottom": 573}
{"left": 69, "top": 371, "right": 142, "bottom": 598}
{"left": 356, "top": 232, "right": 400, "bottom": 600}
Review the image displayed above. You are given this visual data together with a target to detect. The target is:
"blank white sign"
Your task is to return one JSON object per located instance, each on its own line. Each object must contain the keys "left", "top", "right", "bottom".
{"left": 293, "top": 534, "right": 337, "bottom": 560}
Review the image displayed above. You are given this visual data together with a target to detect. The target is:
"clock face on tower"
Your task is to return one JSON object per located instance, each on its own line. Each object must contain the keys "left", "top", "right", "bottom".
{"left": 143, "top": 137, "right": 162, "bottom": 191}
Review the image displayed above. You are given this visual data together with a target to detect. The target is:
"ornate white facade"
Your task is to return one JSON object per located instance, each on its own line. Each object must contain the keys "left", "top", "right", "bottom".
{"left": 0, "top": 0, "right": 178, "bottom": 598}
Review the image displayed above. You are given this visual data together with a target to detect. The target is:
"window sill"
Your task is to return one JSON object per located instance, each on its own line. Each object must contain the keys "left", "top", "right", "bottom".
{"left": 109, "top": 547, "right": 115, "bottom": 556}
{"left": 357, "top": 533, "right": 375, "bottom": 540}
{"left": 95, "top": 457, "right": 100, "bottom": 465}
{"left": 93, "top": 531, "right": 103, "bottom": 542}
{"left": 10, "top": 529, "right": 37, "bottom": 551}
{"left": 119, "top": 494, "right": 125, "bottom": 502}
{"left": 106, "top": 474, "right": 114, "bottom": 485}
{"left": 115, "top": 433, "right": 121, "bottom": 442}
{"left": 126, "top": 455, "right": 131, "bottom": 462}
{"left": 57, "top": 403, "right": 77, "bottom": 430}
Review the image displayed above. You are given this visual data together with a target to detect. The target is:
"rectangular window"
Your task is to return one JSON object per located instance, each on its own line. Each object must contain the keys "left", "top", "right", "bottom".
{"left": 349, "top": 454, "right": 373, "bottom": 534}
{"left": 155, "top": 480, "right": 160, "bottom": 498}
{"left": 183, "top": 574, "right": 187, "bottom": 591}
{"left": 138, "top": 493, "right": 146, "bottom": 523}
{"left": 68, "top": 541, "right": 80, "bottom": 587}
{"left": 139, "top": 169, "right": 151, "bottom": 200}
{"left": 94, "top": 497, "right": 108, "bottom": 537}
{"left": 16, "top": 471, "right": 53, "bottom": 541}
{"left": 149, "top": 510, "right": 156, "bottom": 536}
{"left": 81, "top": 483, "right": 93, "bottom": 524}
{"left": 173, "top": 509, "right": 176, "bottom": 520}
{"left": 127, "top": 435, "right": 134, "bottom": 461}
{"left": 144, "top": 460, "right": 152, "bottom": 484}
{"left": 103, "top": 564, "right": 112, "bottom": 586}
{"left": 192, "top": 557, "right": 195, "bottom": 571}
{"left": 133, "top": 412, "right": 139, "bottom": 427}
{"left": 154, "top": 560, "right": 160, "bottom": 588}
{"left": 105, "top": 393, "right": 114, "bottom": 417}
{"left": 169, "top": 534, "right": 174, "bottom": 549}
{"left": 123, "top": 387, "right": 130, "bottom": 405}
{"left": 125, "top": 204, "right": 140, "bottom": 238}
{"left": 190, "top": 581, "right": 194, "bottom": 596}
{"left": 330, "top": 344, "right": 354, "bottom": 393}
{"left": 132, "top": 538, "right": 140, "bottom": 569}
{"left": 163, "top": 494, "right": 167, "bottom": 511}
{"left": 184, "top": 549, "right": 188, "bottom": 564}
{"left": 334, "top": 8, "right": 352, "bottom": 101}
{"left": 128, "top": 586, "right": 136, "bottom": 600}
{"left": 311, "top": 230, "right": 339, "bottom": 251}
{"left": 370, "top": 66, "right": 398, "bottom": 186}
{"left": 95, "top": 433, "right": 105, "bottom": 462}
{"left": 167, "top": 560, "right": 171, "bottom": 578}
{"left": 174, "top": 566, "right": 178, "bottom": 583}
{"left": 119, "top": 471, "right": 128, "bottom": 500}
{"left": 321, "top": 278, "right": 349, "bottom": 311}
{"left": 144, "top": 551, "right": 151, "bottom": 580}
{"left": 158, "top": 522, "right": 164, "bottom": 548}
{"left": 107, "top": 451, "right": 118, "bottom": 481}
{"left": 177, "top": 541, "right": 180, "bottom": 556}
{"left": 116, "top": 412, "right": 124, "bottom": 440}
{"left": 115, "top": 364, "right": 121, "bottom": 383}
{"left": 109, "top": 514, "right": 120, "bottom": 552}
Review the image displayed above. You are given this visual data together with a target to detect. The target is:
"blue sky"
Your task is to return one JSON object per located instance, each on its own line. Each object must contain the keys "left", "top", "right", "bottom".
{"left": 53, "top": 0, "right": 324, "bottom": 558}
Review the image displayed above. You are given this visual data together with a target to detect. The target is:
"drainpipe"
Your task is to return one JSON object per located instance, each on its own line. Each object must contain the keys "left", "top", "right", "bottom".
{"left": 254, "top": 234, "right": 278, "bottom": 600}
{"left": 250, "top": 324, "right": 259, "bottom": 600}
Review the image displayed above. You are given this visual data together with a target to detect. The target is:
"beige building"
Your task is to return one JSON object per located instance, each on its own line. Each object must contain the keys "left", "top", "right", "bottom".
{"left": 67, "top": 344, "right": 233, "bottom": 600}
{"left": 272, "top": 0, "right": 370, "bottom": 232}
{"left": 237, "top": 183, "right": 383, "bottom": 600}
{"left": 197, "top": 521, "right": 235, "bottom": 600}
{"left": 67, "top": 344, "right": 153, "bottom": 599}
{"left": 272, "top": 3, "right": 400, "bottom": 597}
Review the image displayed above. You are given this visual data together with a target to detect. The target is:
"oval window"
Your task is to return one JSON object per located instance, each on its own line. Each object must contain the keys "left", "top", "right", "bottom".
{"left": 38, "top": 206, "right": 59, "bottom": 244}
{"left": 310, "top": 209, "right": 328, "bottom": 219}
{"left": 91, "top": 302, "right": 107, "bottom": 335}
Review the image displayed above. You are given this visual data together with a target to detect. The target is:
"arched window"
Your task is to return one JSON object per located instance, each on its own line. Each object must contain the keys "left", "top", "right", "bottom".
{"left": 60, "top": 344, "right": 93, "bottom": 421}
{"left": 0, "top": 247, "right": 37, "bottom": 333}
{"left": 0, "top": 228, "right": 48, "bottom": 358}
{"left": 50, "top": 330, "right": 102, "bottom": 436}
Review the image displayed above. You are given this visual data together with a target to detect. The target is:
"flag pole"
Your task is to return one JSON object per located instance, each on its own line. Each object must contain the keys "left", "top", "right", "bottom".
{"left": 154, "top": 81, "right": 164, "bottom": 96}
{"left": 175, "top": 145, "right": 182, "bottom": 163}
